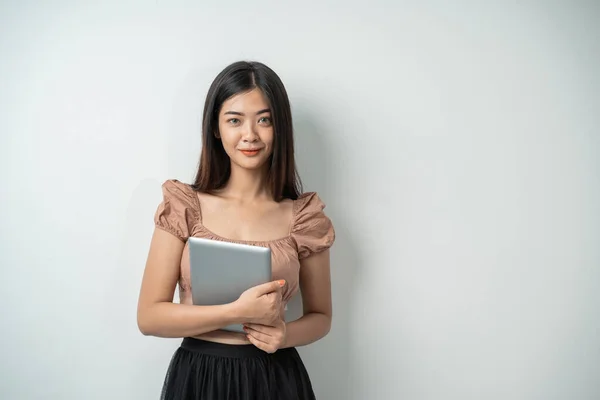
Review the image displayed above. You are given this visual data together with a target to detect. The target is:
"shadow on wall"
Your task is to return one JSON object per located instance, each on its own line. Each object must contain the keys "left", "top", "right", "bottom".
{"left": 289, "top": 109, "right": 361, "bottom": 400}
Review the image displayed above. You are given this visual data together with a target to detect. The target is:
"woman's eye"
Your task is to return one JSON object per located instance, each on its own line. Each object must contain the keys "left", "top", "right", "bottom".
{"left": 259, "top": 117, "right": 271, "bottom": 124}
{"left": 228, "top": 118, "right": 240, "bottom": 124}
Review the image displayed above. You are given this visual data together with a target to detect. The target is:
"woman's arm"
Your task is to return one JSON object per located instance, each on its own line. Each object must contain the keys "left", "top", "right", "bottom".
{"left": 137, "top": 229, "right": 242, "bottom": 337}
{"left": 137, "top": 229, "right": 284, "bottom": 338}
{"left": 282, "top": 249, "right": 333, "bottom": 348}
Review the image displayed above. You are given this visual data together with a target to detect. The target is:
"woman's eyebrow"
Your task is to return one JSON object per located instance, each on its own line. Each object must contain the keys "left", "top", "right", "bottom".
{"left": 223, "top": 108, "right": 271, "bottom": 116}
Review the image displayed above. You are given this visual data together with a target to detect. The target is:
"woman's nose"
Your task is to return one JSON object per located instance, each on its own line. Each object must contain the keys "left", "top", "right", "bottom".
{"left": 241, "top": 124, "right": 259, "bottom": 142}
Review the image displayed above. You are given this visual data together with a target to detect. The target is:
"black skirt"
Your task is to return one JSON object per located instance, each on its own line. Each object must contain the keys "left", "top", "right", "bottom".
{"left": 160, "top": 337, "right": 316, "bottom": 400}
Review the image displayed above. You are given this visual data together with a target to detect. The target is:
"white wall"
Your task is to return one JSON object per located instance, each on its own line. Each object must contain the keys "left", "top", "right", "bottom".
{"left": 2, "top": 1, "right": 599, "bottom": 399}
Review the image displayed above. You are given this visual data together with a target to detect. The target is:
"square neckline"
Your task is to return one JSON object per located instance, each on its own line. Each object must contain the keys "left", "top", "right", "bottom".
{"left": 190, "top": 190, "right": 300, "bottom": 245}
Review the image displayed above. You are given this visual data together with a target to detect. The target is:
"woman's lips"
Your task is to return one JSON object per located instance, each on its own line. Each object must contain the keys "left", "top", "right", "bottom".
{"left": 239, "top": 149, "right": 261, "bottom": 157}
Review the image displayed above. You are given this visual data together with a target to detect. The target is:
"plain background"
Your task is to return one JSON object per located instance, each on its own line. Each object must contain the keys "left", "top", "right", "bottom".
{"left": 1, "top": 1, "right": 599, "bottom": 399}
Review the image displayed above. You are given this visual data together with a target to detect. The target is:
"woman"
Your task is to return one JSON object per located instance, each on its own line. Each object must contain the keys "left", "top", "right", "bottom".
{"left": 137, "top": 60, "right": 335, "bottom": 400}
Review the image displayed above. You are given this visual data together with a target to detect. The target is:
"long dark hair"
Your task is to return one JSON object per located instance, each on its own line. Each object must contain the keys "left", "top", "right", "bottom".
{"left": 191, "top": 61, "right": 302, "bottom": 201}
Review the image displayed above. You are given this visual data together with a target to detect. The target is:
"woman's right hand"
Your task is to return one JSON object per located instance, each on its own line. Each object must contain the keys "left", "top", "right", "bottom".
{"left": 234, "top": 280, "right": 285, "bottom": 325}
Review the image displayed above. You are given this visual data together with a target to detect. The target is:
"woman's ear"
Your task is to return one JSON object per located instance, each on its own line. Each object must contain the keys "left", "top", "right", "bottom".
{"left": 214, "top": 130, "right": 220, "bottom": 139}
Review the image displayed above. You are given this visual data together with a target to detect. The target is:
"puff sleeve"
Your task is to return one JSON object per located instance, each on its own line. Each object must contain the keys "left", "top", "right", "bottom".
{"left": 292, "top": 192, "right": 336, "bottom": 260}
{"left": 153, "top": 179, "right": 199, "bottom": 242}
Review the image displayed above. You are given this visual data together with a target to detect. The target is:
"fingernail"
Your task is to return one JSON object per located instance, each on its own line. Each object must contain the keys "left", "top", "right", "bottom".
{"left": 278, "top": 279, "right": 286, "bottom": 286}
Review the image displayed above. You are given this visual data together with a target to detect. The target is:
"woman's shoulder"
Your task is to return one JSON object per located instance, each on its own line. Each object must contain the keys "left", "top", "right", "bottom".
{"left": 154, "top": 179, "right": 200, "bottom": 241}
{"left": 158, "top": 178, "right": 203, "bottom": 208}
{"left": 293, "top": 191, "right": 327, "bottom": 214}
{"left": 160, "top": 179, "right": 196, "bottom": 198}
{"left": 291, "top": 192, "right": 335, "bottom": 259}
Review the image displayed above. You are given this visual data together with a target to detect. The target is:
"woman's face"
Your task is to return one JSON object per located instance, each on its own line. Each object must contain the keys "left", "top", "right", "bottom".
{"left": 217, "top": 88, "right": 274, "bottom": 172}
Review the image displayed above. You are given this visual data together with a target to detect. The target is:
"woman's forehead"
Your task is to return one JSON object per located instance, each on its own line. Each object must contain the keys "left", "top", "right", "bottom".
{"left": 222, "top": 88, "right": 270, "bottom": 112}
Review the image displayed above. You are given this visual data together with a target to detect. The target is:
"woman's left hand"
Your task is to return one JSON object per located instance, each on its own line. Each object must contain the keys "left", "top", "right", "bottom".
{"left": 243, "top": 319, "right": 287, "bottom": 353}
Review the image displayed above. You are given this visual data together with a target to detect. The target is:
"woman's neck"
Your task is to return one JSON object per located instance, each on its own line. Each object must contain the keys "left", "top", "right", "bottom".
{"left": 220, "top": 164, "right": 270, "bottom": 201}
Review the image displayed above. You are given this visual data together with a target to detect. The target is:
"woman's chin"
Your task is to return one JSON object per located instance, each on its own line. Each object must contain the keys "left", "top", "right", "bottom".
{"left": 232, "top": 158, "right": 269, "bottom": 172}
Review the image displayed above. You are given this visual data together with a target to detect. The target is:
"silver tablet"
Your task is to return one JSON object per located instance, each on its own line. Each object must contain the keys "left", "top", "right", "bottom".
{"left": 188, "top": 236, "right": 272, "bottom": 333}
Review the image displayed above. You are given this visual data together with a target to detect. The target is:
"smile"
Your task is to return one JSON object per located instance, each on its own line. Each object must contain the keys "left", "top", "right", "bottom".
{"left": 239, "top": 149, "right": 262, "bottom": 157}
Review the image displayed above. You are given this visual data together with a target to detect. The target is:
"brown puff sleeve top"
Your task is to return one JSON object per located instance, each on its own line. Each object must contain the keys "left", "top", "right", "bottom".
{"left": 153, "top": 179, "right": 335, "bottom": 306}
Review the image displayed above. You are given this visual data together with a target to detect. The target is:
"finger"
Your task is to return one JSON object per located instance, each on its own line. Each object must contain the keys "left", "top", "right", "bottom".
{"left": 244, "top": 324, "right": 273, "bottom": 340}
{"left": 255, "top": 280, "right": 285, "bottom": 296}
{"left": 245, "top": 320, "right": 282, "bottom": 331}
{"left": 246, "top": 333, "right": 275, "bottom": 353}
{"left": 244, "top": 323, "right": 273, "bottom": 335}
{"left": 264, "top": 289, "right": 283, "bottom": 304}
{"left": 245, "top": 328, "right": 272, "bottom": 349}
